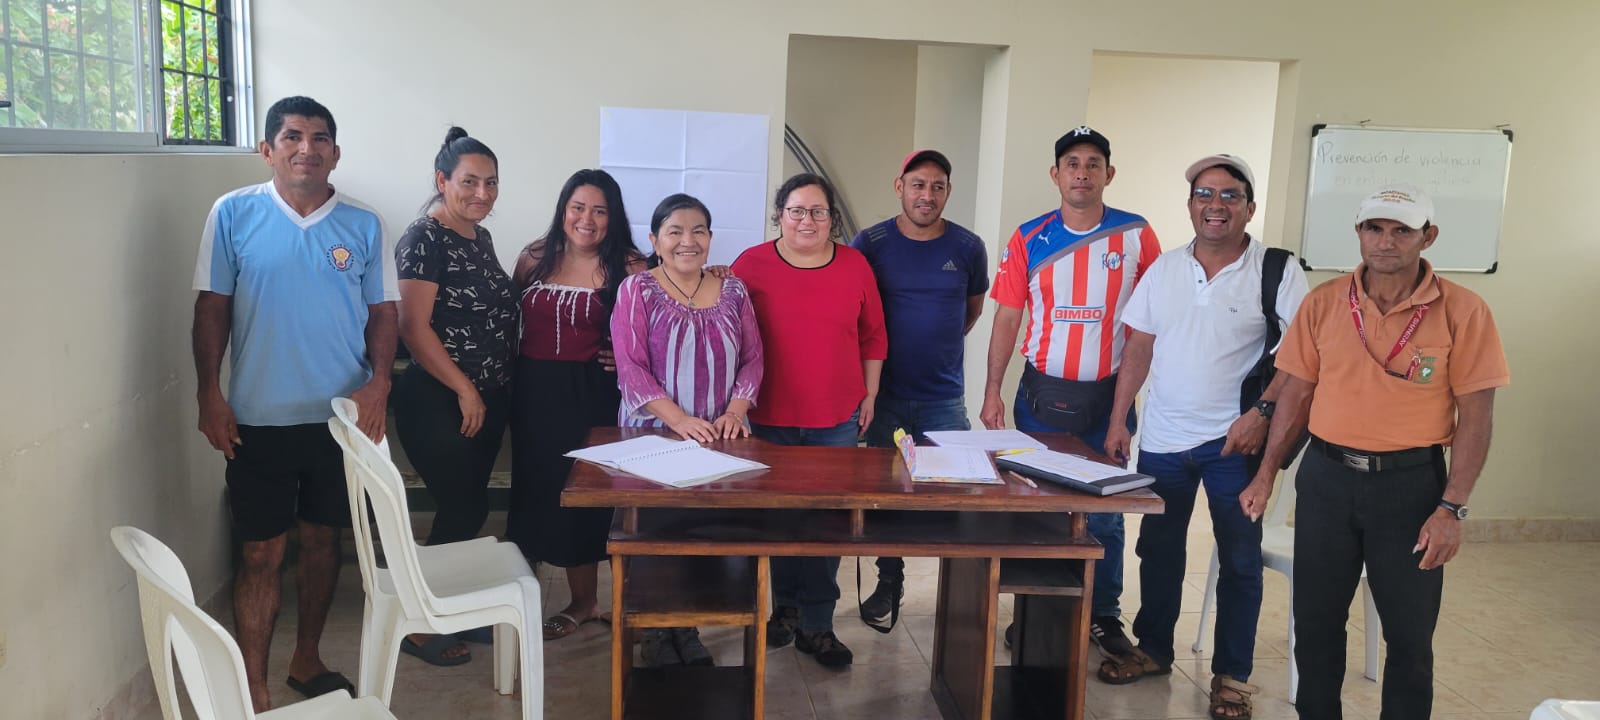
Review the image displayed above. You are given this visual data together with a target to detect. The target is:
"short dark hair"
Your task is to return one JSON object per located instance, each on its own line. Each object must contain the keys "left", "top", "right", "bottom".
{"left": 1188, "top": 164, "right": 1255, "bottom": 203}
{"left": 263, "top": 96, "right": 336, "bottom": 143}
{"left": 422, "top": 126, "right": 498, "bottom": 214}
{"left": 770, "top": 173, "right": 841, "bottom": 241}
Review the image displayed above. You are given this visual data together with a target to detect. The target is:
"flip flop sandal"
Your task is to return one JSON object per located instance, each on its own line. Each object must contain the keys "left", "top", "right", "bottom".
{"left": 1096, "top": 647, "right": 1172, "bottom": 685}
{"left": 285, "top": 670, "right": 355, "bottom": 699}
{"left": 401, "top": 634, "right": 472, "bottom": 666}
{"left": 543, "top": 611, "right": 611, "bottom": 641}
{"left": 1209, "top": 675, "right": 1259, "bottom": 720}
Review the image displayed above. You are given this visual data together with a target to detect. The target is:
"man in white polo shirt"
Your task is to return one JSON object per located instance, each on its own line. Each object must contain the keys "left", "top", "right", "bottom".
{"left": 1100, "top": 155, "right": 1308, "bottom": 719}
{"left": 192, "top": 96, "right": 397, "bottom": 711}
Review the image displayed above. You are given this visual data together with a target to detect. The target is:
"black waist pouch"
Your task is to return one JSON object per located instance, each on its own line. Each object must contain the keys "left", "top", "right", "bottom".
{"left": 1019, "top": 363, "right": 1116, "bottom": 435}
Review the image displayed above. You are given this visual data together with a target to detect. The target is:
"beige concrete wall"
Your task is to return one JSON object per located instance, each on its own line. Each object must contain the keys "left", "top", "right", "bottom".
{"left": 0, "top": 153, "right": 266, "bottom": 717}
{"left": 1087, "top": 52, "right": 1282, "bottom": 251}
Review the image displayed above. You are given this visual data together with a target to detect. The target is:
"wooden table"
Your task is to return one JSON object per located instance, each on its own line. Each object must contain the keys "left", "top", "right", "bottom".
{"left": 564, "top": 428, "right": 1163, "bottom": 720}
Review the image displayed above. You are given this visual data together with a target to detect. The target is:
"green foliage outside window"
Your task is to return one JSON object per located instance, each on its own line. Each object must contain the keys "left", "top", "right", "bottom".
{"left": 2, "top": 0, "right": 231, "bottom": 144}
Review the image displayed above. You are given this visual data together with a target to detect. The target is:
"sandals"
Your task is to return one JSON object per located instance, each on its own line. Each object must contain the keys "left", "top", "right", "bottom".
{"left": 1209, "top": 675, "right": 1259, "bottom": 720}
{"left": 543, "top": 611, "right": 611, "bottom": 641}
{"left": 400, "top": 634, "right": 472, "bottom": 666}
{"left": 1096, "top": 647, "right": 1171, "bottom": 685}
{"left": 285, "top": 671, "right": 354, "bottom": 699}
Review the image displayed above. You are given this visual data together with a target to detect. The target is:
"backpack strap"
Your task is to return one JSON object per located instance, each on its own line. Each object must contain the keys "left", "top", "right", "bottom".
{"left": 1261, "top": 247, "right": 1291, "bottom": 347}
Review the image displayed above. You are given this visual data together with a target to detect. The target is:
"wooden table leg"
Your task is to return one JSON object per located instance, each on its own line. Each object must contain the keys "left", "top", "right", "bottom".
{"left": 611, "top": 553, "right": 629, "bottom": 720}
{"left": 930, "top": 556, "right": 1000, "bottom": 720}
{"left": 746, "top": 556, "right": 769, "bottom": 720}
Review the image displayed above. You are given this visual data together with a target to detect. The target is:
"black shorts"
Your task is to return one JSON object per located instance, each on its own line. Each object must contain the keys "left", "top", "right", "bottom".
{"left": 225, "top": 423, "right": 352, "bottom": 542}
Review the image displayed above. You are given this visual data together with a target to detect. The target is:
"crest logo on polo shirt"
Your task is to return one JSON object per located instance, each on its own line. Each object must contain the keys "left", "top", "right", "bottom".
{"left": 327, "top": 244, "right": 353, "bottom": 271}
{"left": 1417, "top": 357, "right": 1436, "bottom": 384}
{"left": 1102, "top": 251, "right": 1124, "bottom": 271}
{"left": 1052, "top": 305, "right": 1105, "bottom": 323}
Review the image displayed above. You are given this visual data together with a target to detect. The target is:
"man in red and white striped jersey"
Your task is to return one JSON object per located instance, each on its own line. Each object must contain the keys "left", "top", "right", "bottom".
{"left": 981, "top": 125, "right": 1161, "bottom": 660}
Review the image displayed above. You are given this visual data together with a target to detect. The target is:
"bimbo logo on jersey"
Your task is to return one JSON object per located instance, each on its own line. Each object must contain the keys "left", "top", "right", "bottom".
{"left": 1052, "top": 305, "right": 1105, "bottom": 323}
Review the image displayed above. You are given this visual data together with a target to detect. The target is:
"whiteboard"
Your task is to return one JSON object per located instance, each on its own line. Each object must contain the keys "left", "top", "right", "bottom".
{"left": 1301, "top": 125, "right": 1511, "bottom": 272}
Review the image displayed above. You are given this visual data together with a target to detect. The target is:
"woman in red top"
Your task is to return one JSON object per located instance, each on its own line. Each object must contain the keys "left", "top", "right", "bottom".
{"left": 730, "top": 173, "right": 887, "bottom": 668}
{"left": 510, "top": 169, "right": 646, "bottom": 640}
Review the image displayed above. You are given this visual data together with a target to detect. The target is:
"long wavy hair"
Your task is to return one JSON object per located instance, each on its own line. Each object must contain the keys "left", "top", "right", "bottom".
{"left": 519, "top": 169, "right": 637, "bottom": 307}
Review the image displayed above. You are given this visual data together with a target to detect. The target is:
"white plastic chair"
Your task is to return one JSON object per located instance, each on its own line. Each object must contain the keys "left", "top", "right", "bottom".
{"left": 328, "top": 398, "right": 543, "bottom": 719}
{"left": 110, "top": 526, "right": 397, "bottom": 720}
{"left": 1532, "top": 699, "right": 1600, "bottom": 720}
{"left": 1192, "top": 463, "right": 1380, "bottom": 702}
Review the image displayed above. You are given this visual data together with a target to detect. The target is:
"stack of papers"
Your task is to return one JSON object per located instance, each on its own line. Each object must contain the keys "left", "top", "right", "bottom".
{"left": 924, "top": 429, "right": 1047, "bottom": 452}
{"left": 895, "top": 429, "right": 1001, "bottom": 484}
{"left": 567, "top": 435, "right": 767, "bottom": 488}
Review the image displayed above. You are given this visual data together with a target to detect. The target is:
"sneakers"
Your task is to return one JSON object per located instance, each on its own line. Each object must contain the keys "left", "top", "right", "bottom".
{"left": 859, "top": 577, "right": 904, "bottom": 623}
{"left": 640, "top": 627, "right": 715, "bottom": 667}
{"left": 795, "top": 630, "right": 854, "bottom": 668}
{"left": 1089, "top": 615, "right": 1136, "bottom": 657}
{"left": 672, "top": 627, "right": 714, "bottom": 666}
{"left": 639, "top": 629, "right": 682, "bottom": 668}
{"left": 766, "top": 606, "right": 799, "bottom": 648}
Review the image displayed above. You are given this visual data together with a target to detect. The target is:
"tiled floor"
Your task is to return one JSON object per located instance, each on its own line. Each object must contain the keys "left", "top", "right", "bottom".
{"left": 140, "top": 514, "right": 1600, "bottom": 719}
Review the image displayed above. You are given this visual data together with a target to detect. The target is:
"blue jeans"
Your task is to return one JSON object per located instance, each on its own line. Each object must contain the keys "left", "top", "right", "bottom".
{"left": 751, "top": 412, "right": 860, "bottom": 634}
{"left": 1013, "top": 387, "right": 1132, "bottom": 618}
{"left": 864, "top": 394, "right": 972, "bottom": 581}
{"left": 1132, "top": 437, "right": 1261, "bottom": 681}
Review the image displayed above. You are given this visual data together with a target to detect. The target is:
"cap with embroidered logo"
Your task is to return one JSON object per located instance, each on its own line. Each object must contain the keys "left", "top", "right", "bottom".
{"left": 1356, "top": 184, "right": 1434, "bottom": 229}
{"left": 1054, "top": 126, "right": 1111, "bottom": 163}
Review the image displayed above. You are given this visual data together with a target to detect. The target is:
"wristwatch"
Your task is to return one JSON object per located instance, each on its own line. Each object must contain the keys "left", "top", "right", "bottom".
{"left": 1438, "top": 500, "right": 1469, "bottom": 520}
{"left": 1253, "top": 400, "right": 1276, "bottom": 419}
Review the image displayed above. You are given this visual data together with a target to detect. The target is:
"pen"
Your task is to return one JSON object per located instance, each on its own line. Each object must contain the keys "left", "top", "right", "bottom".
{"left": 995, "top": 448, "right": 1037, "bottom": 456}
{"left": 1007, "top": 470, "right": 1038, "bottom": 489}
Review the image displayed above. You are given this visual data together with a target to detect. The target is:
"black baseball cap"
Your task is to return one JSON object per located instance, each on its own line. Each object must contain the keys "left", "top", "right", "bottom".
{"left": 901, "top": 149, "right": 953, "bottom": 177}
{"left": 1054, "top": 126, "right": 1111, "bottom": 163}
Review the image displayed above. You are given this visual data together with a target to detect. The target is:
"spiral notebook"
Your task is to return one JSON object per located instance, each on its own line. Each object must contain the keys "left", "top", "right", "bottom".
{"left": 566, "top": 435, "right": 768, "bottom": 488}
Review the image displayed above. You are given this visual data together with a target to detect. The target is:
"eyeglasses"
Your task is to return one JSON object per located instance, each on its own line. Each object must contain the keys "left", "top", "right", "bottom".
{"left": 1191, "top": 188, "right": 1247, "bottom": 206}
{"left": 783, "top": 207, "right": 832, "bottom": 222}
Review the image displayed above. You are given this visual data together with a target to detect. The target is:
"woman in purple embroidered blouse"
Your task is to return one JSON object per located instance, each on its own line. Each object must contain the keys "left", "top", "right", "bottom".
{"left": 609, "top": 194, "right": 764, "bottom": 668}
{"left": 612, "top": 193, "right": 764, "bottom": 442}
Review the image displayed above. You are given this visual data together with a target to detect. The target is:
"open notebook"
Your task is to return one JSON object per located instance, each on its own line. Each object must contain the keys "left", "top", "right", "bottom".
{"left": 894, "top": 429, "right": 1002, "bottom": 484}
{"left": 566, "top": 435, "right": 768, "bottom": 488}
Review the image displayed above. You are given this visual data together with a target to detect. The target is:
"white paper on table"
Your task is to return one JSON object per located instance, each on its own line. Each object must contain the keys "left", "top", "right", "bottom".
{"left": 566, "top": 435, "right": 685, "bottom": 465}
{"left": 924, "top": 429, "right": 1047, "bottom": 452}
{"left": 1002, "top": 451, "right": 1126, "bottom": 482}
{"left": 599, "top": 107, "right": 686, "bottom": 169}
{"left": 909, "top": 446, "right": 1001, "bottom": 483}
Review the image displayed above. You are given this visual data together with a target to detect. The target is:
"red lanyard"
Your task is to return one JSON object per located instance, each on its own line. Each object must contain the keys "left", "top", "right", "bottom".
{"left": 1349, "top": 279, "right": 1429, "bottom": 380}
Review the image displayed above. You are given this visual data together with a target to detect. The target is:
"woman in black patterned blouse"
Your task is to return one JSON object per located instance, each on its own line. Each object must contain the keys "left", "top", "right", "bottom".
{"left": 391, "top": 127, "right": 520, "bottom": 665}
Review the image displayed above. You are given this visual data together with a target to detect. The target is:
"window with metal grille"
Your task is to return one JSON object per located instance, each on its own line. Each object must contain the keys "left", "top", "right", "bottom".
{"left": 0, "top": 0, "right": 250, "bottom": 150}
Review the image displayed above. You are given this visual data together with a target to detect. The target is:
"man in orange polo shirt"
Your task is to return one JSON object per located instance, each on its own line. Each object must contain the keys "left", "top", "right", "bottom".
{"left": 1242, "top": 185, "right": 1509, "bottom": 720}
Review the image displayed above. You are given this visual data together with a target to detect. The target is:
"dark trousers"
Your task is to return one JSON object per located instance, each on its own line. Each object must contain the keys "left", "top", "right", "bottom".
{"left": 1294, "top": 441, "right": 1446, "bottom": 720}
{"left": 1133, "top": 437, "right": 1261, "bottom": 680}
{"left": 392, "top": 366, "right": 510, "bottom": 546}
{"left": 1013, "top": 386, "right": 1135, "bottom": 618}
{"left": 862, "top": 393, "right": 972, "bottom": 582}
{"left": 752, "top": 412, "right": 859, "bottom": 634}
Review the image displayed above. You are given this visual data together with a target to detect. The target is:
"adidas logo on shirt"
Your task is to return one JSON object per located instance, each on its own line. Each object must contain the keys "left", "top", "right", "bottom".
{"left": 941, "top": 260, "right": 958, "bottom": 271}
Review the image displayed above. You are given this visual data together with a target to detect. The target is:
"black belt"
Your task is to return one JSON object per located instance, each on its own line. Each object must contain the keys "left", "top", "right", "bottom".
{"left": 1311, "top": 436, "right": 1436, "bottom": 473}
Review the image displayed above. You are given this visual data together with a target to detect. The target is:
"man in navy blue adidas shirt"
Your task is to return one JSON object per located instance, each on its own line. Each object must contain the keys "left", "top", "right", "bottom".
{"left": 850, "top": 149, "right": 988, "bottom": 623}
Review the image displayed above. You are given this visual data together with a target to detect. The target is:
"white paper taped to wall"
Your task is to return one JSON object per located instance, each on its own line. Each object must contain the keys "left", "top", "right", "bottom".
{"left": 600, "top": 107, "right": 770, "bottom": 267}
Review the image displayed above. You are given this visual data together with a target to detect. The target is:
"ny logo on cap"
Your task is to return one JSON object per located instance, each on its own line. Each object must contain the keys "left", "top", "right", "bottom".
{"left": 1071, "top": 126, "right": 1095, "bottom": 136}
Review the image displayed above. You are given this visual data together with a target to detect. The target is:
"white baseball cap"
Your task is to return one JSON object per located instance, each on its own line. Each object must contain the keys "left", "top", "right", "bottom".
{"left": 1184, "top": 154, "right": 1256, "bottom": 191}
{"left": 1356, "top": 184, "right": 1434, "bottom": 229}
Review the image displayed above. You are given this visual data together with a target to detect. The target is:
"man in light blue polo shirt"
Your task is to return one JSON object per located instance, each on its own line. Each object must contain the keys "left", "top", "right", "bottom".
{"left": 192, "top": 95, "right": 397, "bottom": 711}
